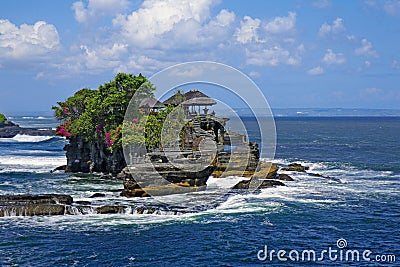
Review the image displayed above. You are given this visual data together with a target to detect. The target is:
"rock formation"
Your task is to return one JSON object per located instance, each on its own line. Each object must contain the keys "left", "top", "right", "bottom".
{"left": 64, "top": 136, "right": 125, "bottom": 175}
{"left": 0, "top": 194, "right": 72, "bottom": 217}
{"left": 0, "top": 115, "right": 54, "bottom": 138}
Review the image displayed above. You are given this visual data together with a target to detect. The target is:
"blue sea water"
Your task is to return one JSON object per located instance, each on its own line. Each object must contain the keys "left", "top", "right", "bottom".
{"left": 0, "top": 115, "right": 399, "bottom": 266}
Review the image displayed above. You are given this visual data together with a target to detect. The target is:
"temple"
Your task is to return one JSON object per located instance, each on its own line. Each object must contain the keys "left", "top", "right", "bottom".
{"left": 121, "top": 90, "right": 260, "bottom": 197}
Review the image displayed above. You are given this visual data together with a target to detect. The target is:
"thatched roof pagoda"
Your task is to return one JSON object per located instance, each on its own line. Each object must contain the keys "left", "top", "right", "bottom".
{"left": 163, "top": 90, "right": 217, "bottom": 115}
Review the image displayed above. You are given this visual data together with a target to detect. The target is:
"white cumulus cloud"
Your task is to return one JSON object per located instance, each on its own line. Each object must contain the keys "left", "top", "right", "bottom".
{"left": 265, "top": 12, "right": 296, "bottom": 34}
{"left": 307, "top": 66, "right": 324, "bottom": 75}
{"left": 322, "top": 49, "right": 346, "bottom": 64}
{"left": 246, "top": 46, "right": 301, "bottom": 66}
{"left": 384, "top": 0, "right": 400, "bottom": 15}
{"left": 112, "top": 0, "right": 220, "bottom": 48}
{"left": 72, "top": 0, "right": 130, "bottom": 23}
{"left": 79, "top": 43, "right": 128, "bottom": 69}
{"left": 318, "top": 17, "right": 345, "bottom": 37}
{"left": 355, "top": 38, "right": 378, "bottom": 57}
{"left": 235, "top": 16, "right": 261, "bottom": 44}
{"left": 0, "top": 19, "right": 59, "bottom": 59}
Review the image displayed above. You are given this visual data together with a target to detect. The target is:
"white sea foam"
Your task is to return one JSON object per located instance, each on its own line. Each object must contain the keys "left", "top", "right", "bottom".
{"left": 11, "top": 134, "right": 54, "bottom": 143}
{"left": 207, "top": 176, "right": 250, "bottom": 189}
{"left": 0, "top": 155, "right": 66, "bottom": 173}
{"left": 0, "top": 134, "right": 54, "bottom": 143}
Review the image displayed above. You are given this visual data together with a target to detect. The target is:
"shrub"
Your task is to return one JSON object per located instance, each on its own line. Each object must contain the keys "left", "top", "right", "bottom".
{"left": 0, "top": 113, "right": 8, "bottom": 125}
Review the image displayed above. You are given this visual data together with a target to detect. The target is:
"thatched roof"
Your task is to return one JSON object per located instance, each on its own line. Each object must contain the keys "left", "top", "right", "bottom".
{"left": 182, "top": 97, "right": 217, "bottom": 106}
{"left": 184, "top": 90, "right": 210, "bottom": 100}
{"left": 139, "top": 97, "right": 165, "bottom": 109}
{"left": 163, "top": 90, "right": 216, "bottom": 106}
{"left": 163, "top": 91, "right": 185, "bottom": 105}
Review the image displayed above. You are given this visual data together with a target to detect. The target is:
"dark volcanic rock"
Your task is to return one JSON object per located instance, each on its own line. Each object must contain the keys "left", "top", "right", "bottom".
{"left": 95, "top": 205, "right": 127, "bottom": 214}
{"left": 0, "top": 194, "right": 73, "bottom": 217}
{"left": 232, "top": 178, "right": 285, "bottom": 190}
{"left": 282, "top": 163, "right": 309, "bottom": 172}
{"left": 0, "top": 124, "right": 20, "bottom": 138}
{"left": 65, "top": 137, "right": 126, "bottom": 176}
{"left": 232, "top": 180, "right": 251, "bottom": 189}
{"left": 51, "top": 165, "right": 67, "bottom": 172}
{"left": 0, "top": 121, "right": 54, "bottom": 138}
{"left": 0, "top": 204, "right": 65, "bottom": 217}
{"left": 278, "top": 173, "right": 294, "bottom": 181}
{"left": 65, "top": 205, "right": 95, "bottom": 215}
{"left": 308, "top": 172, "right": 330, "bottom": 178}
{"left": 258, "top": 179, "right": 285, "bottom": 188}
{"left": 0, "top": 194, "right": 73, "bottom": 205}
{"left": 89, "top": 193, "right": 106, "bottom": 198}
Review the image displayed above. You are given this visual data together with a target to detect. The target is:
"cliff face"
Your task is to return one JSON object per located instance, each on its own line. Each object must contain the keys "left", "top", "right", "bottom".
{"left": 65, "top": 136, "right": 125, "bottom": 175}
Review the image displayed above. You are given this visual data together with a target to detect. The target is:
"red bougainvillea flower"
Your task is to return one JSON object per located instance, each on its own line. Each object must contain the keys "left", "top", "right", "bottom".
{"left": 105, "top": 132, "right": 114, "bottom": 148}
{"left": 95, "top": 124, "right": 103, "bottom": 133}
{"left": 63, "top": 103, "right": 68, "bottom": 114}
{"left": 56, "top": 125, "right": 72, "bottom": 138}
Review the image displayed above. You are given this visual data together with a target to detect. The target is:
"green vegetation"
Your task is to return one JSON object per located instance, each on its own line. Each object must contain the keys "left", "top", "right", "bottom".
{"left": 0, "top": 113, "right": 8, "bottom": 125}
{"left": 121, "top": 105, "right": 186, "bottom": 151}
{"left": 53, "top": 73, "right": 183, "bottom": 153}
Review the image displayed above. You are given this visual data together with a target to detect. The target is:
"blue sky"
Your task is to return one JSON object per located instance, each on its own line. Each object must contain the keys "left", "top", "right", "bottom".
{"left": 1, "top": 0, "right": 400, "bottom": 114}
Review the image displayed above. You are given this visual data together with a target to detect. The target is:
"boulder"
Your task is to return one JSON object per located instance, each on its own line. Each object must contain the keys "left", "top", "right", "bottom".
{"left": 253, "top": 162, "right": 279, "bottom": 179}
{"left": 51, "top": 165, "right": 67, "bottom": 173}
{"left": 308, "top": 172, "right": 329, "bottom": 178}
{"left": 278, "top": 173, "right": 294, "bottom": 181}
{"left": 232, "top": 178, "right": 285, "bottom": 190}
{"left": 258, "top": 179, "right": 286, "bottom": 188}
{"left": 281, "top": 163, "right": 309, "bottom": 172}
{"left": 231, "top": 180, "right": 251, "bottom": 189}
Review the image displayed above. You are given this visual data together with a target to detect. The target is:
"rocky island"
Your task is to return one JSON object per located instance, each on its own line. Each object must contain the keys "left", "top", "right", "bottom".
{"left": 0, "top": 113, "right": 54, "bottom": 138}
{"left": 51, "top": 73, "right": 288, "bottom": 196}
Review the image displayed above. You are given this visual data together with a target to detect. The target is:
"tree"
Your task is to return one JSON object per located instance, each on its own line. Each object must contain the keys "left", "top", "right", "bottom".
{"left": 53, "top": 73, "right": 155, "bottom": 152}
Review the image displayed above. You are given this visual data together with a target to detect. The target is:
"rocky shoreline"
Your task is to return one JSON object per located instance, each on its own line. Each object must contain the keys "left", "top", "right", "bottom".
{"left": 0, "top": 162, "right": 337, "bottom": 217}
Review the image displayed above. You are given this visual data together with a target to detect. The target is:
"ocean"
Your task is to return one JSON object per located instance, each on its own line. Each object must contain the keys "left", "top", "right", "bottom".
{"left": 0, "top": 115, "right": 399, "bottom": 266}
